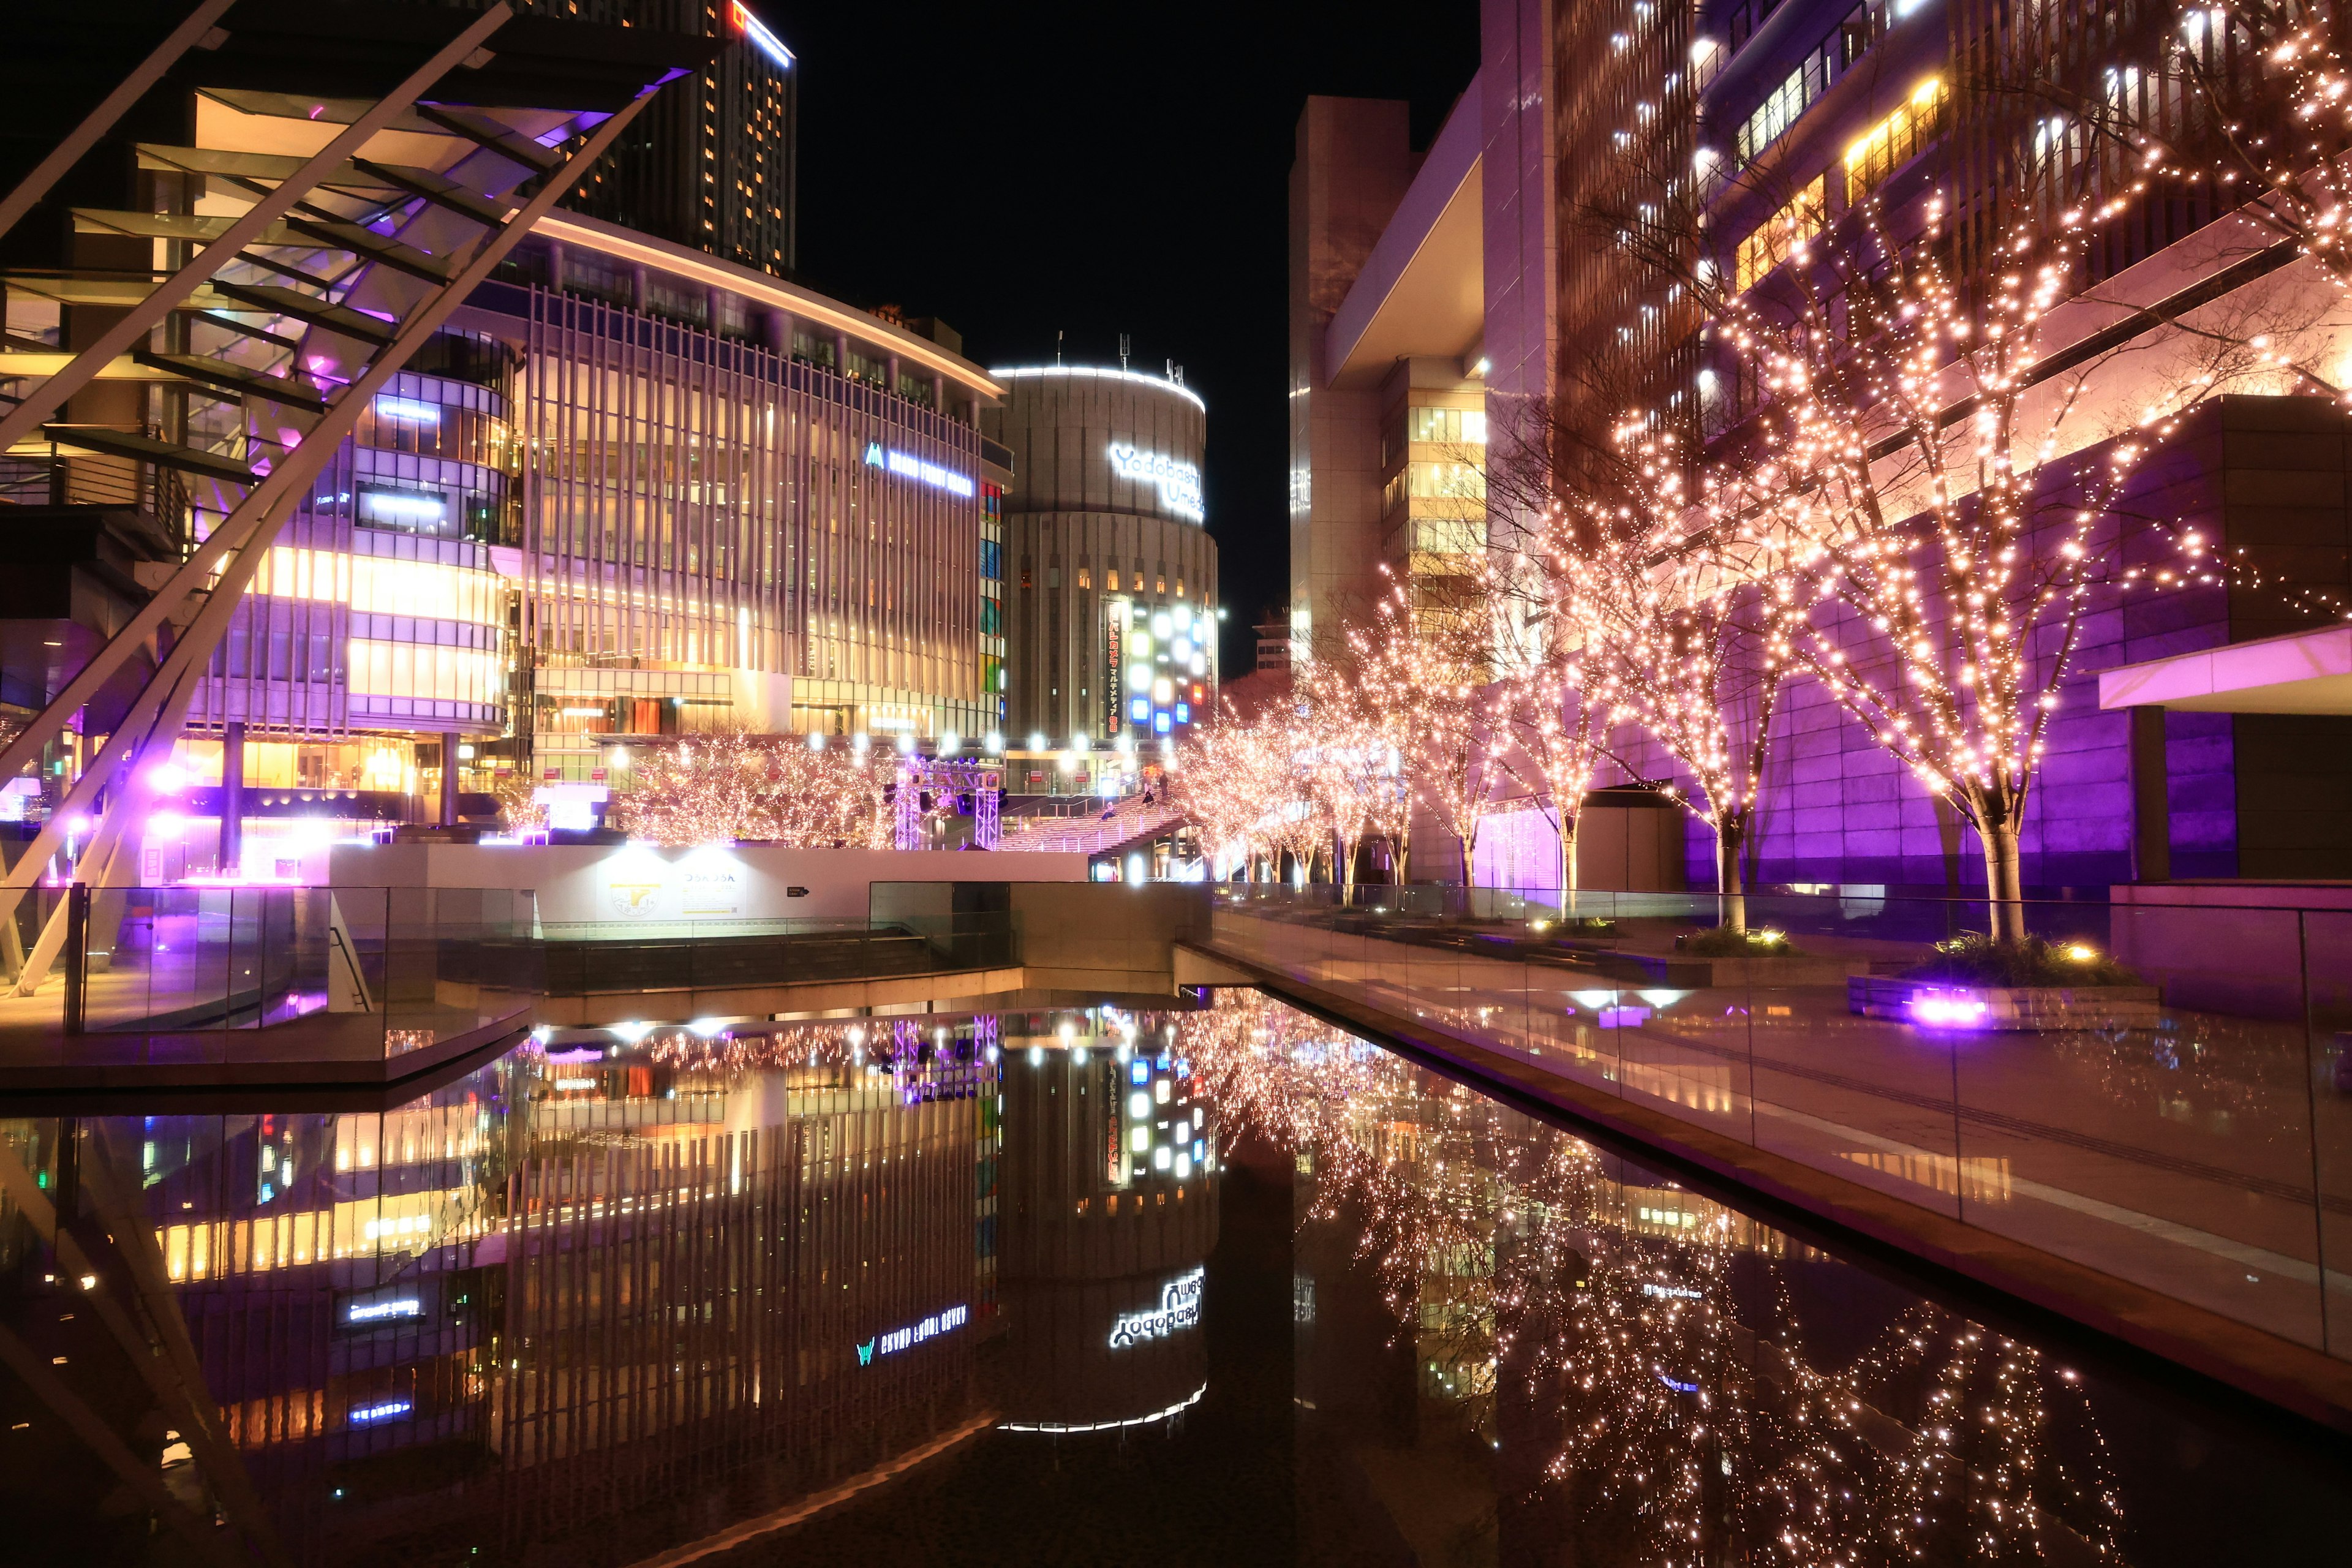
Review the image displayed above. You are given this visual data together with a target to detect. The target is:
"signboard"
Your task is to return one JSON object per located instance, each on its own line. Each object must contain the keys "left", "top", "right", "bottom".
{"left": 1103, "top": 598, "right": 1128, "bottom": 736}
{"left": 1109, "top": 1267, "right": 1204, "bottom": 1348}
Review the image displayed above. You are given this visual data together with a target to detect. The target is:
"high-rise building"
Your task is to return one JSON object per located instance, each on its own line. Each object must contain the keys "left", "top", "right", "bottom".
{"left": 983, "top": 367, "right": 1219, "bottom": 752}
{"left": 417, "top": 0, "right": 799, "bottom": 274}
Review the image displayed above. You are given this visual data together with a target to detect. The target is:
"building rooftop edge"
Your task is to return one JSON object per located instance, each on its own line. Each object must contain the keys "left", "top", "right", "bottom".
{"left": 535, "top": 210, "right": 1001, "bottom": 400}
{"left": 985, "top": 364, "right": 1207, "bottom": 413}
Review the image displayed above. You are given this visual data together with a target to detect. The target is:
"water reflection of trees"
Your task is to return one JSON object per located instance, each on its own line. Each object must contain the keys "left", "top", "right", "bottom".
{"left": 1178, "top": 990, "right": 2128, "bottom": 1566}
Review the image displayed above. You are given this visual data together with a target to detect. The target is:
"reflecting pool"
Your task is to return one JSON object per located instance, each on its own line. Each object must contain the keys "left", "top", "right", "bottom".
{"left": 1, "top": 993, "right": 2345, "bottom": 1565}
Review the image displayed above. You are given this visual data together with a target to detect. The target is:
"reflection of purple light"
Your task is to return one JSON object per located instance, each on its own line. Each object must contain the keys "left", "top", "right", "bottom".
{"left": 66, "top": 814, "right": 90, "bottom": 835}
{"left": 1910, "top": 992, "right": 1990, "bottom": 1028}
{"left": 542, "top": 1047, "right": 603, "bottom": 1064}
{"left": 350, "top": 1398, "right": 412, "bottom": 1424}
{"left": 1656, "top": 1371, "right": 1700, "bottom": 1394}
{"left": 1596, "top": 1006, "right": 1652, "bottom": 1030}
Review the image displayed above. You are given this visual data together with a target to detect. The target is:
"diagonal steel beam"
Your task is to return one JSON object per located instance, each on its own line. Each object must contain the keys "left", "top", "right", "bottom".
{"left": 0, "top": 1, "right": 513, "bottom": 456}
{"left": 4, "top": 82, "right": 671, "bottom": 991}
{"left": 0, "top": 0, "right": 237, "bottom": 244}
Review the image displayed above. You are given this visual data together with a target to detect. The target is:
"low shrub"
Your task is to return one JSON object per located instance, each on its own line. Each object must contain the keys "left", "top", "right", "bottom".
{"left": 1676, "top": 925, "right": 1803, "bottom": 957}
{"left": 1899, "top": 932, "right": 2138, "bottom": 987}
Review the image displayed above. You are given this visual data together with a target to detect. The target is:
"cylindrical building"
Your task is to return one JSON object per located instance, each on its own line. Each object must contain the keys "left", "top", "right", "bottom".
{"left": 982, "top": 368, "right": 1218, "bottom": 753}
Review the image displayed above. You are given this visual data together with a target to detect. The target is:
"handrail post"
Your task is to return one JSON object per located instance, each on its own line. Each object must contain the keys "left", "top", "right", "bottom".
{"left": 62, "top": 882, "right": 89, "bottom": 1035}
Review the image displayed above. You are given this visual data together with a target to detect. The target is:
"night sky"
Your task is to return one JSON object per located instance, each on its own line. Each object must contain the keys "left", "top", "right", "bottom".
{"left": 765, "top": 1, "right": 1483, "bottom": 673}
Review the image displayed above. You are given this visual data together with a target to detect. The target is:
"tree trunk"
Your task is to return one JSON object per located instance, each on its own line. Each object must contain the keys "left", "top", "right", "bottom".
{"left": 1980, "top": 809, "right": 2027, "bottom": 944}
{"left": 1339, "top": 831, "right": 1358, "bottom": 904}
{"left": 1558, "top": 809, "right": 1579, "bottom": 918}
{"left": 1716, "top": 818, "right": 1747, "bottom": 933}
{"left": 1457, "top": 820, "right": 1475, "bottom": 890}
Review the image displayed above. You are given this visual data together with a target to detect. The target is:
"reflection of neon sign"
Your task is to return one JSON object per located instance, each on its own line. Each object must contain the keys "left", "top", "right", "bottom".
{"left": 347, "top": 1298, "right": 421, "bottom": 1324}
{"left": 864, "top": 441, "right": 976, "bottom": 497}
{"left": 729, "top": 1, "right": 796, "bottom": 68}
{"left": 857, "top": 1302, "right": 968, "bottom": 1365}
{"left": 1107, "top": 443, "right": 1205, "bottom": 522}
{"left": 1109, "top": 1266, "right": 1204, "bottom": 1348}
{"left": 351, "top": 1399, "right": 413, "bottom": 1424}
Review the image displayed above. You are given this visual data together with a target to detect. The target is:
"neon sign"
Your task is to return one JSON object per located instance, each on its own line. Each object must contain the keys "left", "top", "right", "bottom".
{"left": 856, "top": 1302, "right": 967, "bottom": 1365}
{"left": 729, "top": 1, "right": 796, "bottom": 69}
{"left": 864, "top": 441, "right": 976, "bottom": 498}
{"left": 1107, "top": 443, "right": 1205, "bottom": 522}
{"left": 1109, "top": 1266, "right": 1203, "bottom": 1348}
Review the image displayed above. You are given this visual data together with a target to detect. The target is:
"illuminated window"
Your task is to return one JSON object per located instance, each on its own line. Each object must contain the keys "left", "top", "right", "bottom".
{"left": 1845, "top": 78, "right": 1946, "bottom": 197}
{"left": 1404, "top": 461, "right": 1487, "bottom": 503}
{"left": 1406, "top": 407, "right": 1490, "bottom": 445}
{"left": 1735, "top": 175, "right": 1827, "bottom": 292}
{"left": 347, "top": 641, "right": 504, "bottom": 706}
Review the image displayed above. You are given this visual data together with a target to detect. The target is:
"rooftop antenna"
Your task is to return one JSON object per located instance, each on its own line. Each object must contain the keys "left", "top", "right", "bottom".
{"left": 1055, "top": 328, "right": 1063, "bottom": 367}
{"left": 1118, "top": 333, "right": 1131, "bottom": 371}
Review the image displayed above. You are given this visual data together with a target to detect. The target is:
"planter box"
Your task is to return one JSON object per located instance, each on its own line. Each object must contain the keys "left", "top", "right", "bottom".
{"left": 1847, "top": 975, "right": 2162, "bottom": 1032}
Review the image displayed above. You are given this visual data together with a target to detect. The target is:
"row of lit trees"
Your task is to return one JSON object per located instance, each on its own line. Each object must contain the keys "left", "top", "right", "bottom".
{"left": 603, "top": 731, "right": 894, "bottom": 848}
{"left": 1172, "top": 4, "right": 2340, "bottom": 937}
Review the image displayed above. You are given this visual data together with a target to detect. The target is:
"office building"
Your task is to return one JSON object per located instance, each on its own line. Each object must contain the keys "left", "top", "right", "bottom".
{"left": 983, "top": 366, "right": 1219, "bottom": 748}
{"left": 417, "top": 0, "right": 801, "bottom": 274}
{"left": 1291, "top": 0, "right": 2352, "bottom": 888}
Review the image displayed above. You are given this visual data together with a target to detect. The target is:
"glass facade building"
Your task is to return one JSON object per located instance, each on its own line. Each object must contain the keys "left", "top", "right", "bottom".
{"left": 162, "top": 168, "right": 998, "bottom": 828}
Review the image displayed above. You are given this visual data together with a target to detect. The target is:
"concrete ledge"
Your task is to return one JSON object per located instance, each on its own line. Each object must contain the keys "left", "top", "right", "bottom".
{"left": 1189, "top": 941, "right": 2352, "bottom": 1439}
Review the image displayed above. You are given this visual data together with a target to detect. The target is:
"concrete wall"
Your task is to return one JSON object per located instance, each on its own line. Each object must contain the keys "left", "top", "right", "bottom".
{"left": 328, "top": 842, "right": 1087, "bottom": 929}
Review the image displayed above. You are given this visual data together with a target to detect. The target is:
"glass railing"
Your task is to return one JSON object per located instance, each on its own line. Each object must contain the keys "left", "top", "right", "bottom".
{"left": 1205, "top": 882, "right": 2352, "bottom": 1362}
{"left": 16, "top": 884, "right": 541, "bottom": 1069}
{"left": 1, "top": 887, "right": 1024, "bottom": 1072}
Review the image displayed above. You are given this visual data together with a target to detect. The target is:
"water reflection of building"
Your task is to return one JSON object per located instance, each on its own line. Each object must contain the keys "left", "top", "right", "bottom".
{"left": 996, "top": 1009, "right": 1219, "bottom": 1434}
{"left": 0, "top": 1017, "right": 1001, "bottom": 1566}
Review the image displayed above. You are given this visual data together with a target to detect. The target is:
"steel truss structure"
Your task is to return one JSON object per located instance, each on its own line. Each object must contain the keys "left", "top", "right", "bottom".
{"left": 0, "top": 1, "right": 704, "bottom": 992}
{"left": 894, "top": 756, "right": 1004, "bottom": 851}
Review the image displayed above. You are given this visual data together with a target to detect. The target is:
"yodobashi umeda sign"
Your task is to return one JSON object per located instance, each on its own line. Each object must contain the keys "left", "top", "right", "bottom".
{"left": 1108, "top": 1266, "right": 1204, "bottom": 1349}
{"left": 1106, "top": 443, "right": 1205, "bottom": 522}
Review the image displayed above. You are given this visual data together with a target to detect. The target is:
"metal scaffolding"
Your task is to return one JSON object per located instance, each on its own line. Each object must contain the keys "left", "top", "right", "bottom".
{"left": 0, "top": 1, "right": 704, "bottom": 991}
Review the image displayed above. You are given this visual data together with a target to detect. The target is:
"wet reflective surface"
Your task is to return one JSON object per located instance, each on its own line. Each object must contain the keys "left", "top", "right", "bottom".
{"left": 2, "top": 993, "right": 2346, "bottom": 1566}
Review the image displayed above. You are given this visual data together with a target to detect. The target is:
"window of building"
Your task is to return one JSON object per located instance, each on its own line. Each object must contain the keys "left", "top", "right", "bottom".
{"left": 1734, "top": 41, "right": 1834, "bottom": 164}
{"left": 1845, "top": 78, "right": 1946, "bottom": 196}
{"left": 1406, "top": 407, "right": 1490, "bottom": 445}
{"left": 1735, "top": 175, "right": 1828, "bottom": 292}
{"left": 1404, "top": 462, "right": 1487, "bottom": 502}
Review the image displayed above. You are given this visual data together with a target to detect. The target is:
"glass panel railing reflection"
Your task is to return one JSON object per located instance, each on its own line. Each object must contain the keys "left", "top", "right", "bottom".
{"left": 1203, "top": 882, "right": 2352, "bottom": 1358}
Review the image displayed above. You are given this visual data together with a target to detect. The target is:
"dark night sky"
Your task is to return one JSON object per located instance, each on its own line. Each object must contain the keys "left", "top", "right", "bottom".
{"left": 763, "top": 1, "right": 1482, "bottom": 673}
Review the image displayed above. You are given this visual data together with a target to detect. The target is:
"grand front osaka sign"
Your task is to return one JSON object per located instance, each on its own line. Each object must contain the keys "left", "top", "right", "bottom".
{"left": 1106, "top": 443, "right": 1205, "bottom": 522}
{"left": 1108, "top": 1266, "right": 1204, "bottom": 1348}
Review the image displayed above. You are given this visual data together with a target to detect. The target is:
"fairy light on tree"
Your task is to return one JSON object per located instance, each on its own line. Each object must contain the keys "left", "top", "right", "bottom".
{"left": 1348, "top": 574, "right": 1506, "bottom": 889}
{"left": 1545, "top": 431, "right": 1785, "bottom": 933}
{"left": 611, "top": 729, "right": 891, "bottom": 847}
{"left": 1702, "top": 185, "right": 2226, "bottom": 940}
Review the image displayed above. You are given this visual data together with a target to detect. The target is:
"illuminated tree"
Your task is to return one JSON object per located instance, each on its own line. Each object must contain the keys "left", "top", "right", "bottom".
{"left": 1298, "top": 650, "right": 1412, "bottom": 892}
{"left": 1544, "top": 431, "right": 1785, "bottom": 933}
{"left": 1348, "top": 576, "right": 1504, "bottom": 889}
{"left": 1705, "top": 189, "right": 2228, "bottom": 940}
